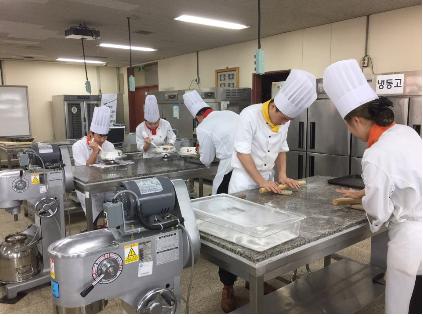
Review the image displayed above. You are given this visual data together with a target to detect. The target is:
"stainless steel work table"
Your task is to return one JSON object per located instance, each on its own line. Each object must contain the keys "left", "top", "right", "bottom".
{"left": 119, "top": 143, "right": 143, "bottom": 160}
{"left": 199, "top": 176, "right": 383, "bottom": 313}
{"left": 73, "top": 156, "right": 217, "bottom": 230}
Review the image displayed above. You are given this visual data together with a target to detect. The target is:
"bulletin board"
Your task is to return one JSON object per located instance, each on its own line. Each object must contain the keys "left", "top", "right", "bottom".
{"left": 215, "top": 67, "right": 239, "bottom": 88}
{"left": 0, "top": 86, "right": 31, "bottom": 137}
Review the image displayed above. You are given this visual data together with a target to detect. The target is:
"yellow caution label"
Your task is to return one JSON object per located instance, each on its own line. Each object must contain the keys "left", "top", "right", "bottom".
{"left": 124, "top": 243, "right": 139, "bottom": 264}
{"left": 31, "top": 174, "right": 40, "bottom": 185}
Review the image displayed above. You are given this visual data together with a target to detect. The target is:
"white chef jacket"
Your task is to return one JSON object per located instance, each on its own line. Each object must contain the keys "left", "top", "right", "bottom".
{"left": 229, "top": 103, "right": 290, "bottom": 193}
{"left": 135, "top": 119, "right": 176, "bottom": 158}
{"left": 196, "top": 110, "right": 239, "bottom": 194}
{"left": 72, "top": 136, "right": 115, "bottom": 166}
{"left": 72, "top": 136, "right": 115, "bottom": 222}
{"left": 361, "top": 124, "right": 422, "bottom": 313}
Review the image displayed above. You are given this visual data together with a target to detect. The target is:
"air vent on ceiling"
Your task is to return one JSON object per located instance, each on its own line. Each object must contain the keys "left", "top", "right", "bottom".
{"left": 135, "top": 30, "right": 152, "bottom": 35}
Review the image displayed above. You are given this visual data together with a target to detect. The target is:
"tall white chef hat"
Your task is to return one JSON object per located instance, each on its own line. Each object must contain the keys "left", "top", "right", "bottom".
{"left": 90, "top": 106, "right": 111, "bottom": 135}
{"left": 323, "top": 59, "right": 378, "bottom": 119}
{"left": 274, "top": 69, "right": 317, "bottom": 118}
{"left": 144, "top": 95, "right": 160, "bottom": 122}
{"left": 183, "top": 90, "right": 208, "bottom": 117}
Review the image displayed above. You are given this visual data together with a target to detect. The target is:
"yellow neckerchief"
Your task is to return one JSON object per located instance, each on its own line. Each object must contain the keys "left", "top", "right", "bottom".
{"left": 261, "top": 100, "right": 279, "bottom": 132}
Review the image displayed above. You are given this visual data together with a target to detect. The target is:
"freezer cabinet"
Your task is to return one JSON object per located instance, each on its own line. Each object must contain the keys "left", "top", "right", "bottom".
{"left": 307, "top": 153, "right": 349, "bottom": 177}
{"left": 286, "top": 150, "right": 307, "bottom": 179}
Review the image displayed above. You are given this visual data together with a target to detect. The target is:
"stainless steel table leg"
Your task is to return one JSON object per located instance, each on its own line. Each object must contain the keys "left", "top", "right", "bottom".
{"left": 7, "top": 153, "right": 12, "bottom": 169}
{"left": 249, "top": 275, "right": 264, "bottom": 313}
{"left": 324, "top": 255, "right": 332, "bottom": 267}
{"left": 199, "top": 178, "right": 204, "bottom": 197}
{"left": 85, "top": 194, "right": 94, "bottom": 231}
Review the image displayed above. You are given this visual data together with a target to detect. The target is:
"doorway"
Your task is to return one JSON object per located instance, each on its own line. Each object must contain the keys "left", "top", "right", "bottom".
{"left": 251, "top": 70, "right": 290, "bottom": 103}
{"left": 129, "top": 84, "right": 158, "bottom": 132}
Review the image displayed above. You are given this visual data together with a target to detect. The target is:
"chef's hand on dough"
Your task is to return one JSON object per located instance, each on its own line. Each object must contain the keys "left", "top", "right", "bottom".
{"left": 279, "top": 176, "right": 301, "bottom": 190}
{"left": 259, "top": 180, "right": 282, "bottom": 194}
{"left": 336, "top": 188, "right": 365, "bottom": 199}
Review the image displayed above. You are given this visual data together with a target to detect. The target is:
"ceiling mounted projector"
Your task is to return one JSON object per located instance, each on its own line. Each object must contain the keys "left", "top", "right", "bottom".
{"left": 65, "top": 23, "right": 100, "bottom": 40}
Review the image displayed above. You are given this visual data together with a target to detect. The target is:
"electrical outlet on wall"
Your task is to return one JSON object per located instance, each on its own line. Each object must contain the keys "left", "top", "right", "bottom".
{"left": 361, "top": 55, "right": 369, "bottom": 68}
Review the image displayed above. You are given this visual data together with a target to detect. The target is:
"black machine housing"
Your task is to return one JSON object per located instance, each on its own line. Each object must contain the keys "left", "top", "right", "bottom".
{"left": 113, "top": 177, "right": 184, "bottom": 232}
{"left": 18, "top": 143, "right": 63, "bottom": 169}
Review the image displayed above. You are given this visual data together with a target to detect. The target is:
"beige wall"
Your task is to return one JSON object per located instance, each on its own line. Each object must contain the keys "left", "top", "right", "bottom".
{"left": 3, "top": 60, "right": 119, "bottom": 141}
{"left": 158, "top": 53, "right": 197, "bottom": 90}
{"left": 368, "top": 6, "right": 422, "bottom": 73}
{"left": 157, "top": 5, "right": 421, "bottom": 90}
{"left": 199, "top": 41, "right": 257, "bottom": 88}
{"left": 134, "top": 68, "right": 146, "bottom": 86}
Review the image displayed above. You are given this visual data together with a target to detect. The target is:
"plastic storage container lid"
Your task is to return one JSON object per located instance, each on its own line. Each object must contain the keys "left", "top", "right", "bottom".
{"left": 191, "top": 194, "right": 305, "bottom": 238}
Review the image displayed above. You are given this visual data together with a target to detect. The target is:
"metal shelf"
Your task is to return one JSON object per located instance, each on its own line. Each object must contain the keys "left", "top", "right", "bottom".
{"left": 233, "top": 259, "right": 385, "bottom": 314}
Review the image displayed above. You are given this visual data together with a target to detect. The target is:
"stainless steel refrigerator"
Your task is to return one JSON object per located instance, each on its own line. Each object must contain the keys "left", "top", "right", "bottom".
{"left": 153, "top": 89, "right": 220, "bottom": 139}
{"left": 52, "top": 95, "right": 101, "bottom": 140}
{"left": 408, "top": 96, "right": 422, "bottom": 137}
{"left": 153, "top": 88, "right": 249, "bottom": 139}
{"left": 306, "top": 98, "right": 350, "bottom": 177}
{"left": 153, "top": 90, "right": 192, "bottom": 139}
{"left": 286, "top": 109, "right": 307, "bottom": 179}
{"left": 286, "top": 80, "right": 349, "bottom": 179}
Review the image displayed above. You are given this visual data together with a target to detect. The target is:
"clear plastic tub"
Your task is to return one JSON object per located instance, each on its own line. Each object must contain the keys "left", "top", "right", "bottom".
{"left": 191, "top": 194, "right": 305, "bottom": 251}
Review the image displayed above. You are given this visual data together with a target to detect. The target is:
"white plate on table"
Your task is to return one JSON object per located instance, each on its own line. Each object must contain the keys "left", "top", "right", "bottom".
{"left": 100, "top": 149, "right": 125, "bottom": 161}
{"left": 153, "top": 145, "right": 176, "bottom": 154}
{"left": 178, "top": 146, "right": 198, "bottom": 157}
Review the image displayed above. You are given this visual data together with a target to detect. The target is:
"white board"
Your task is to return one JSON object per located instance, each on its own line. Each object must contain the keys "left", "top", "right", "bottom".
{"left": 101, "top": 93, "right": 117, "bottom": 125}
{"left": 0, "top": 86, "right": 30, "bottom": 137}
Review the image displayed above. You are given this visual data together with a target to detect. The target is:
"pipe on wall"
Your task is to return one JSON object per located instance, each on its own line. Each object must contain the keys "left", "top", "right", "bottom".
{"left": 0, "top": 60, "right": 4, "bottom": 85}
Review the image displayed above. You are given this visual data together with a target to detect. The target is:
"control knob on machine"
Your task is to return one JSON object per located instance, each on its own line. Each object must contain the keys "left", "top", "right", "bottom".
{"left": 136, "top": 288, "right": 177, "bottom": 314}
{"left": 80, "top": 253, "right": 123, "bottom": 297}
{"left": 34, "top": 197, "right": 59, "bottom": 218}
{"left": 12, "top": 177, "right": 28, "bottom": 193}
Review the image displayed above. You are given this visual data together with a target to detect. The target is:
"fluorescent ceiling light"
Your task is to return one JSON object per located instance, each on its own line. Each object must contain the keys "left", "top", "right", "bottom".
{"left": 174, "top": 14, "right": 249, "bottom": 30}
{"left": 99, "top": 43, "right": 156, "bottom": 52}
{"left": 56, "top": 58, "right": 106, "bottom": 65}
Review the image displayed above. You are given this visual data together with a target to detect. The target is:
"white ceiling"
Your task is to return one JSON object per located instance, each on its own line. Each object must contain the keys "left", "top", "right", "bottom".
{"left": 0, "top": 0, "right": 420, "bottom": 67}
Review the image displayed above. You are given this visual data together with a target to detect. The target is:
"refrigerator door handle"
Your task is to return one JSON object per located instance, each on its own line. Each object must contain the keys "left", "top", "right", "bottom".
{"left": 309, "top": 155, "right": 315, "bottom": 177}
{"left": 298, "top": 121, "right": 304, "bottom": 149}
{"left": 298, "top": 154, "right": 304, "bottom": 179}
{"left": 309, "top": 122, "right": 316, "bottom": 150}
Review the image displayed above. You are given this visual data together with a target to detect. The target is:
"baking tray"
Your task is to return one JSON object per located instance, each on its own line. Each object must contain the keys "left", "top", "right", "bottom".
{"left": 328, "top": 174, "right": 364, "bottom": 189}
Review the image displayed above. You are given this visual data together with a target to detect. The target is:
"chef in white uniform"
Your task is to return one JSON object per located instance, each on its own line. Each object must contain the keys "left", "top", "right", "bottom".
{"left": 72, "top": 106, "right": 115, "bottom": 225}
{"left": 323, "top": 59, "right": 422, "bottom": 314}
{"left": 228, "top": 69, "right": 317, "bottom": 194}
{"left": 136, "top": 95, "right": 176, "bottom": 158}
{"left": 183, "top": 90, "right": 240, "bottom": 312}
{"left": 183, "top": 90, "right": 239, "bottom": 195}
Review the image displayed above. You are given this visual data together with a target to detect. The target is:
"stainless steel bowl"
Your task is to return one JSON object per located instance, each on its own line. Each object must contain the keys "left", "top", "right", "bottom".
{"left": 0, "top": 233, "right": 41, "bottom": 283}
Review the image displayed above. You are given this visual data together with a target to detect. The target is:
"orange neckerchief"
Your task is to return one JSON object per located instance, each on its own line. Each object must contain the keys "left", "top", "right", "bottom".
{"left": 367, "top": 123, "right": 396, "bottom": 148}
